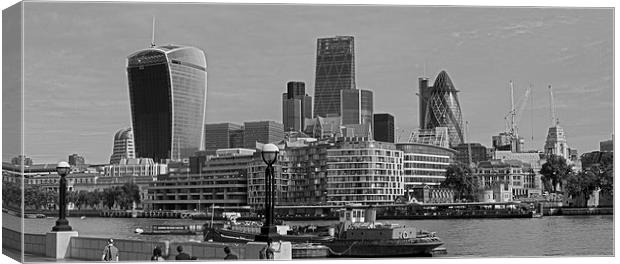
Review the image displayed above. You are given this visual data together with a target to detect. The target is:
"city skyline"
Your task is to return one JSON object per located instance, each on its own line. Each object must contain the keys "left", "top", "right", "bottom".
{"left": 2, "top": 2, "right": 613, "bottom": 164}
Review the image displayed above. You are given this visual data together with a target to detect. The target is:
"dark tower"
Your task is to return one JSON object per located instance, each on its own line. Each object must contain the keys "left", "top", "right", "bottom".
{"left": 127, "top": 45, "right": 207, "bottom": 162}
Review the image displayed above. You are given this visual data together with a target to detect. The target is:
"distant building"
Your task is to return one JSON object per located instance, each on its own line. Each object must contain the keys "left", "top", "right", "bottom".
{"left": 282, "top": 81, "right": 312, "bottom": 132}
{"left": 580, "top": 151, "right": 613, "bottom": 170}
{"left": 492, "top": 132, "right": 524, "bottom": 152}
{"left": 396, "top": 143, "right": 457, "bottom": 191}
{"left": 127, "top": 44, "right": 207, "bottom": 161}
{"left": 409, "top": 127, "right": 450, "bottom": 148}
{"left": 314, "top": 36, "right": 356, "bottom": 118}
{"left": 11, "top": 155, "right": 32, "bottom": 166}
{"left": 68, "top": 154, "right": 85, "bottom": 166}
{"left": 544, "top": 125, "right": 569, "bottom": 160}
{"left": 475, "top": 159, "right": 541, "bottom": 199}
{"left": 418, "top": 71, "right": 464, "bottom": 147}
{"left": 452, "top": 143, "right": 491, "bottom": 166}
{"left": 600, "top": 138, "right": 613, "bottom": 152}
{"left": 303, "top": 116, "right": 343, "bottom": 139}
{"left": 341, "top": 89, "right": 373, "bottom": 127}
{"left": 103, "top": 158, "right": 167, "bottom": 178}
{"left": 373, "top": 113, "right": 394, "bottom": 143}
{"left": 110, "top": 128, "right": 136, "bottom": 164}
{"left": 247, "top": 152, "right": 290, "bottom": 208}
{"left": 147, "top": 152, "right": 256, "bottom": 210}
{"left": 204, "top": 123, "right": 244, "bottom": 155}
{"left": 243, "top": 121, "right": 284, "bottom": 149}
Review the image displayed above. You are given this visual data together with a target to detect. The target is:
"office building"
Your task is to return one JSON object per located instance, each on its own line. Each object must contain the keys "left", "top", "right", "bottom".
{"left": 109, "top": 128, "right": 136, "bottom": 164}
{"left": 374, "top": 113, "right": 394, "bottom": 143}
{"left": 409, "top": 127, "right": 450, "bottom": 148}
{"left": 313, "top": 36, "right": 356, "bottom": 118}
{"left": 103, "top": 158, "right": 167, "bottom": 178}
{"left": 326, "top": 139, "right": 403, "bottom": 206}
{"left": 453, "top": 143, "right": 491, "bottom": 166}
{"left": 243, "top": 121, "right": 284, "bottom": 149}
{"left": 204, "top": 123, "right": 244, "bottom": 155}
{"left": 418, "top": 70, "right": 464, "bottom": 147}
{"left": 341, "top": 89, "right": 373, "bottom": 126}
{"left": 11, "top": 155, "right": 33, "bottom": 166}
{"left": 147, "top": 151, "right": 255, "bottom": 210}
{"left": 127, "top": 44, "right": 207, "bottom": 162}
{"left": 396, "top": 143, "right": 456, "bottom": 191}
{"left": 475, "top": 160, "right": 541, "bottom": 199}
{"left": 68, "top": 154, "right": 85, "bottom": 166}
{"left": 247, "top": 152, "right": 290, "bottom": 208}
{"left": 304, "top": 116, "right": 343, "bottom": 139}
{"left": 282, "top": 81, "right": 312, "bottom": 132}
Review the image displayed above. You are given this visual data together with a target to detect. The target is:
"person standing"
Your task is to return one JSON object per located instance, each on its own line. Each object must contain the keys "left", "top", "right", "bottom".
{"left": 151, "top": 246, "right": 165, "bottom": 261}
{"left": 101, "top": 238, "right": 119, "bottom": 261}
{"left": 223, "top": 246, "right": 238, "bottom": 260}
{"left": 175, "top": 245, "right": 192, "bottom": 260}
{"left": 259, "top": 238, "right": 281, "bottom": 260}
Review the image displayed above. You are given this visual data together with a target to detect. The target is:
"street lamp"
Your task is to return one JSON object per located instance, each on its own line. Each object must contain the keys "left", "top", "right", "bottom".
{"left": 256, "top": 143, "right": 279, "bottom": 242}
{"left": 52, "top": 161, "right": 72, "bottom": 232}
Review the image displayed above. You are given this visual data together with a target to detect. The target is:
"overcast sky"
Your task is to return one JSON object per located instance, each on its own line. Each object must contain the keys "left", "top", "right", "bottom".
{"left": 2, "top": 2, "right": 613, "bottom": 164}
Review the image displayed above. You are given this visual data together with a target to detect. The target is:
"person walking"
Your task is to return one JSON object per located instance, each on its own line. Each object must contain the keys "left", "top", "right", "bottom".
{"left": 151, "top": 246, "right": 165, "bottom": 261}
{"left": 223, "top": 246, "right": 238, "bottom": 260}
{"left": 175, "top": 245, "right": 192, "bottom": 260}
{"left": 101, "top": 238, "right": 119, "bottom": 261}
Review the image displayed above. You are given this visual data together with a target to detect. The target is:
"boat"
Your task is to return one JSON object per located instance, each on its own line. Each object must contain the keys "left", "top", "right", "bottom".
{"left": 138, "top": 225, "right": 200, "bottom": 235}
{"left": 323, "top": 207, "right": 444, "bottom": 257}
{"left": 203, "top": 220, "right": 334, "bottom": 244}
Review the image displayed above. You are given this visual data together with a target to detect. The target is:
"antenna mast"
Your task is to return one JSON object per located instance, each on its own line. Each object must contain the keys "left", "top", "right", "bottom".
{"left": 150, "top": 16, "right": 156, "bottom": 48}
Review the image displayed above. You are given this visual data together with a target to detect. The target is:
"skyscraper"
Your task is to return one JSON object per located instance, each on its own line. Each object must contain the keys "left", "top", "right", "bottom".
{"left": 243, "top": 121, "right": 284, "bottom": 149}
{"left": 341, "top": 89, "right": 373, "bottom": 126}
{"left": 313, "top": 36, "right": 356, "bottom": 118}
{"left": 418, "top": 70, "right": 464, "bottom": 147}
{"left": 127, "top": 44, "right": 207, "bottom": 162}
{"left": 204, "top": 123, "right": 243, "bottom": 155}
{"left": 110, "top": 128, "right": 136, "bottom": 164}
{"left": 282, "top": 81, "right": 312, "bottom": 132}
{"left": 374, "top": 113, "right": 394, "bottom": 143}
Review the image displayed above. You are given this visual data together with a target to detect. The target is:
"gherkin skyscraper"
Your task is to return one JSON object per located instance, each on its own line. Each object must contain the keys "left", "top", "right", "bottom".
{"left": 419, "top": 70, "right": 464, "bottom": 147}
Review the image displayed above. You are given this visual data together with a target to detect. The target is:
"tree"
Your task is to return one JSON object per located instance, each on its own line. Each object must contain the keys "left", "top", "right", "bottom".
{"left": 564, "top": 171, "right": 598, "bottom": 207}
{"left": 540, "top": 155, "right": 572, "bottom": 193}
{"left": 441, "top": 164, "right": 479, "bottom": 202}
{"left": 102, "top": 188, "right": 119, "bottom": 210}
{"left": 85, "top": 190, "right": 102, "bottom": 209}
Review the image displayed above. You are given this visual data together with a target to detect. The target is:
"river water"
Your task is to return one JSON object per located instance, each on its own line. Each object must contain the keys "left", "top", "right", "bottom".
{"left": 4, "top": 213, "right": 613, "bottom": 257}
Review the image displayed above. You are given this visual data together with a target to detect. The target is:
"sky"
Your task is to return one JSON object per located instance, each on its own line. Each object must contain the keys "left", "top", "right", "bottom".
{"left": 1, "top": 1, "right": 614, "bottom": 164}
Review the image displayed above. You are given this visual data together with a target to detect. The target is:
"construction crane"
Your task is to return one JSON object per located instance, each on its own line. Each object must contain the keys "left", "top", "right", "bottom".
{"left": 548, "top": 85, "right": 559, "bottom": 126}
{"left": 504, "top": 81, "right": 532, "bottom": 139}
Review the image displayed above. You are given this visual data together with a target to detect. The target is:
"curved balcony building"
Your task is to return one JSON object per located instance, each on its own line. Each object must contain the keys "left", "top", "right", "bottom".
{"left": 127, "top": 45, "right": 207, "bottom": 162}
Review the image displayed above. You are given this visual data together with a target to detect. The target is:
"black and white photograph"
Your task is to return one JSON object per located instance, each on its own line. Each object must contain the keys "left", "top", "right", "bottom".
{"left": 1, "top": 0, "right": 616, "bottom": 263}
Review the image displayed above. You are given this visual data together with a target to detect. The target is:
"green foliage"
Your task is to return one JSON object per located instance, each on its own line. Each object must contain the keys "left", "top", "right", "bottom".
{"left": 441, "top": 164, "right": 479, "bottom": 202}
{"left": 101, "top": 182, "right": 142, "bottom": 210}
{"left": 540, "top": 155, "right": 572, "bottom": 193}
{"left": 564, "top": 170, "right": 599, "bottom": 207}
{"left": 2, "top": 181, "right": 23, "bottom": 210}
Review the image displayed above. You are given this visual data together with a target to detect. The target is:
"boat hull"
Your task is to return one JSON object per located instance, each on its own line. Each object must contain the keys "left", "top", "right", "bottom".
{"left": 203, "top": 227, "right": 334, "bottom": 244}
{"left": 325, "top": 238, "right": 443, "bottom": 257}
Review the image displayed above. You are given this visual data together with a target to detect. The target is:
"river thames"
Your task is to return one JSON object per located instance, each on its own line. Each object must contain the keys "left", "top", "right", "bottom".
{"left": 4, "top": 213, "right": 613, "bottom": 257}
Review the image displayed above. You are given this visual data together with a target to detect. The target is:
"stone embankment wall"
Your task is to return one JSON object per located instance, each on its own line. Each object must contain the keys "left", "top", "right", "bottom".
{"left": 2, "top": 227, "right": 291, "bottom": 260}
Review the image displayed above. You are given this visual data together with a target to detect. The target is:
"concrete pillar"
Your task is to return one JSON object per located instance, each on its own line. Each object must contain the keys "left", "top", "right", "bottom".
{"left": 45, "top": 231, "right": 78, "bottom": 259}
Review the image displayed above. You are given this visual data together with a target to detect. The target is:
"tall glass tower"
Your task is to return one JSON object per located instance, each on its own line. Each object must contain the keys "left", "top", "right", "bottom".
{"left": 420, "top": 70, "right": 464, "bottom": 147}
{"left": 127, "top": 45, "right": 207, "bottom": 162}
{"left": 313, "top": 36, "right": 356, "bottom": 118}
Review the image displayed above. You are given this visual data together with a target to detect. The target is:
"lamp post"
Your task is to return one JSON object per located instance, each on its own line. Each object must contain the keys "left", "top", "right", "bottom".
{"left": 256, "top": 143, "right": 279, "bottom": 242}
{"left": 52, "top": 161, "right": 72, "bottom": 232}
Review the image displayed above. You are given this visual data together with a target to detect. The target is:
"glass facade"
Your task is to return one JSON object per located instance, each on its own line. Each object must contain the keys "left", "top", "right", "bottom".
{"left": 204, "top": 123, "right": 243, "bottom": 155}
{"left": 421, "top": 71, "right": 464, "bottom": 147}
{"left": 127, "top": 46, "right": 207, "bottom": 162}
{"left": 373, "top": 113, "right": 394, "bottom": 143}
{"left": 341, "top": 89, "right": 373, "bottom": 127}
{"left": 396, "top": 143, "right": 456, "bottom": 190}
{"left": 313, "top": 36, "right": 356, "bottom": 118}
{"left": 242, "top": 121, "right": 284, "bottom": 149}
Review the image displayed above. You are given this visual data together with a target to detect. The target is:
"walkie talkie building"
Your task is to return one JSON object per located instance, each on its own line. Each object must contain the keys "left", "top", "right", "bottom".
{"left": 419, "top": 70, "right": 464, "bottom": 147}
{"left": 127, "top": 45, "right": 207, "bottom": 162}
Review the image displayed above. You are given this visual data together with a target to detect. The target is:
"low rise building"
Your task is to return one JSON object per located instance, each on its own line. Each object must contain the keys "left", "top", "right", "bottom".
{"left": 103, "top": 158, "right": 167, "bottom": 177}
{"left": 396, "top": 143, "right": 456, "bottom": 192}
{"left": 475, "top": 159, "right": 541, "bottom": 199}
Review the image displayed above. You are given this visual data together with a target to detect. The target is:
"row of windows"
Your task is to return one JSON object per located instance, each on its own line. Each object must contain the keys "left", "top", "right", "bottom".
{"left": 403, "top": 170, "right": 446, "bottom": 176}
{"left": 328, "top": 188, "right": 402, "bottom": 195}
{"left": 327, "top": 170, "right": 401, "bottom": 176}
{"left": 326, "top": 176, "right": 402, "bottom": 183}
{"left": 403, "top": 163, "right": 447, "bottom": 169}
{"left": 403, "top": 155, "right": 450, "bottom": 163}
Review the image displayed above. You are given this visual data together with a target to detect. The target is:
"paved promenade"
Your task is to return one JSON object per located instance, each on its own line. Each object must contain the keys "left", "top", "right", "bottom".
{"left": 3, "top": 248, "right": 82, "bottom": 263}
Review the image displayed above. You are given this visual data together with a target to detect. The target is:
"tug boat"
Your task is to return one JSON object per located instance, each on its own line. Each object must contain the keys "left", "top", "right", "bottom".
{"left": 324, "top": 207, "right": 444, "bottom": 257}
